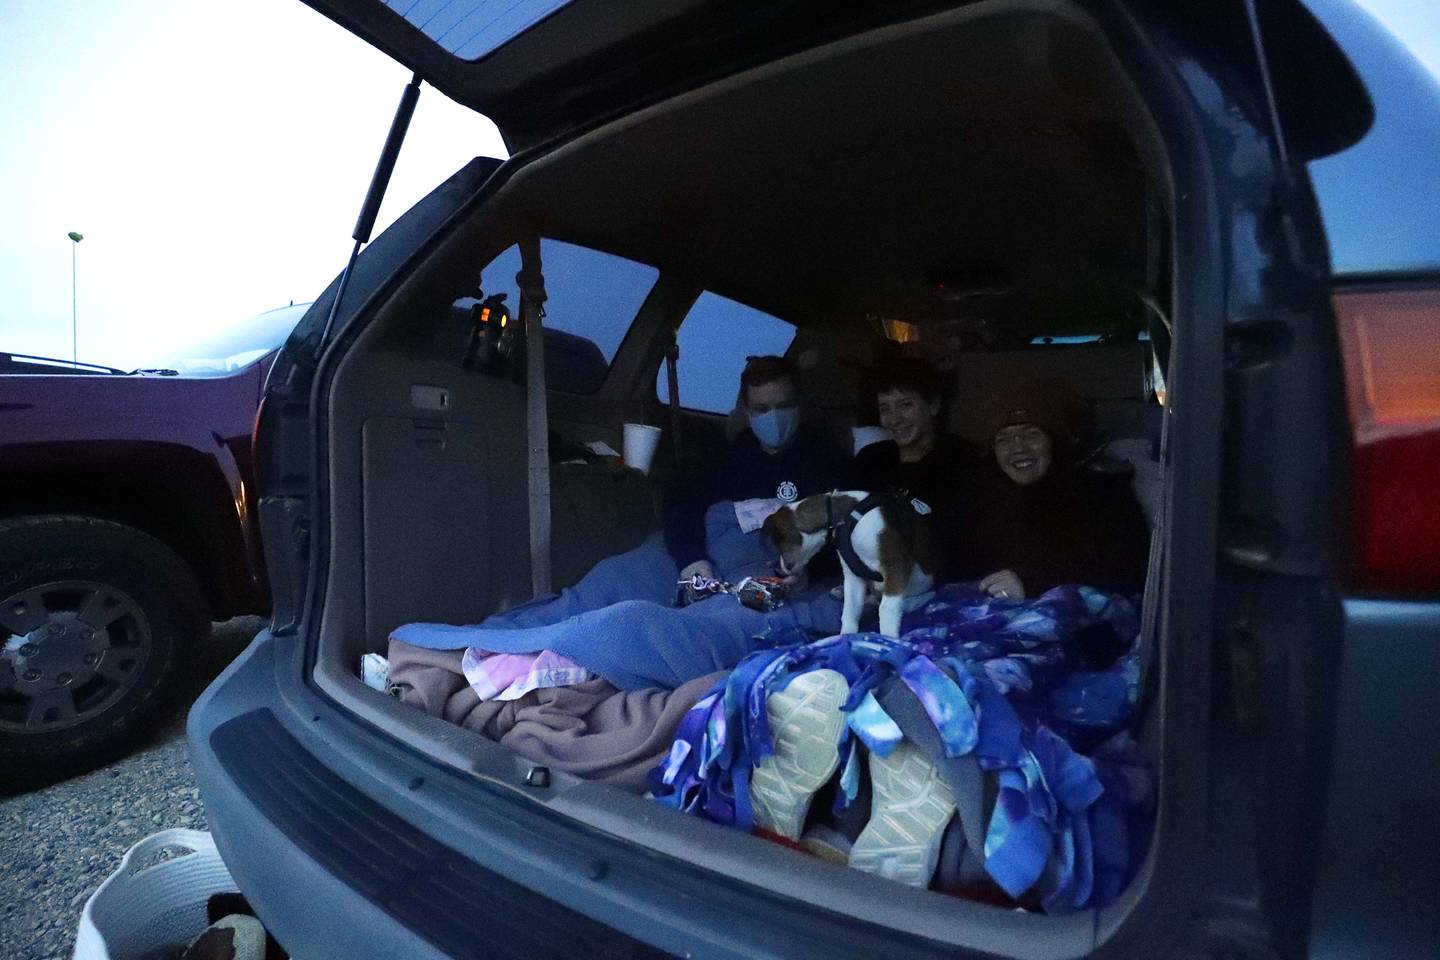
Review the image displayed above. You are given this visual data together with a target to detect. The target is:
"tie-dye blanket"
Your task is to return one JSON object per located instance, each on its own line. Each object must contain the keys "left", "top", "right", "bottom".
{"left": 649, "top": 584, "right": 1153, "bottom": 913}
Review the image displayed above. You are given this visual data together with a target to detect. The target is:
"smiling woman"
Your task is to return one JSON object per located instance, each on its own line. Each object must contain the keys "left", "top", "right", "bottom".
{"left": 973, "top": 381, "right": 1150, "bottom": 600}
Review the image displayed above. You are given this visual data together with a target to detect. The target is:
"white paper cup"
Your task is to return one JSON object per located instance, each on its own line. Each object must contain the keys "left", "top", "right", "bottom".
{"left": 623, "top": 423, "right": 663, "bottom": 474}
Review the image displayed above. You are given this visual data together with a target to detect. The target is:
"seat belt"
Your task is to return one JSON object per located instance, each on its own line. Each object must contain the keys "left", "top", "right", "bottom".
{"left": 665, "top": 326, "right": 683, "bottom": 470}
{"left": 517, "top": 238, "right": 552, "bottom": 597}
{"left": 1134, "top": 402, "right": 1169, "bottom": 722}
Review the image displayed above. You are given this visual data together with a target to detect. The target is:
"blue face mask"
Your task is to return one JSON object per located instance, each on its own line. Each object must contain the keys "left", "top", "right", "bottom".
{"left": 750, "top": 407, "right": 799, "bottom": 450}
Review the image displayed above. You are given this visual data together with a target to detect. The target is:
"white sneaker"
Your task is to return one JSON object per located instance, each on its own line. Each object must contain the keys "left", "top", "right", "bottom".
{"left": 749, "top": 669, "right": 850, "bottom": 840}
{"left": 849, "top": 740, "right": 956, "bottom": 888}
{"left": 800, "top": 824, "right": 855, "bottom": 865}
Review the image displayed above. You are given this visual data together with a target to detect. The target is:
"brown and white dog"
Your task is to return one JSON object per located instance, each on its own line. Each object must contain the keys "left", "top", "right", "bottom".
{"left": 761, "top": 490, "right": 937, "bottom": 638}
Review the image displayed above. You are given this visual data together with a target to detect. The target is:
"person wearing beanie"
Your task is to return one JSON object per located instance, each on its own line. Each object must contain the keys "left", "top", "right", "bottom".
{"left": 849, "top": 357, "right": 985, "bottom": 579}
{"left": 973, "top": 379, "right": 1150, "bottom": 599}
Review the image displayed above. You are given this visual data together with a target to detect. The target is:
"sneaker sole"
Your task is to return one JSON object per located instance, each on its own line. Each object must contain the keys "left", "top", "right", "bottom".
{"left": 749, "top": 669, "right": 849, "bottom": 840}
{"left": 849, "top": 740, "right": 956, "bottom": 888}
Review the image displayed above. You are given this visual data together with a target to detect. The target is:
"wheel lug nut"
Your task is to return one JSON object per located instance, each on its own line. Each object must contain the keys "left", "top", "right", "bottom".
{"left": 83, "top": 653, "right": 98, "bottom": 666}
{"left": 57, "top": 672, "right": 72, "bottom": 684}
{"left": 18, "top": 644, "right": 35, "bottom": 657}
{"left": 48, "top": 623, "right": 64, "bottom": 636}
{"left": 22, "top": 669, "right": 41, "bottom": 682}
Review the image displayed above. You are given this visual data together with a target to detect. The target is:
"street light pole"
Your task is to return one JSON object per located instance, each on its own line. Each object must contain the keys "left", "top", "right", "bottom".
{"left": 67, "top": 231, "right": 83, "bottom": 368}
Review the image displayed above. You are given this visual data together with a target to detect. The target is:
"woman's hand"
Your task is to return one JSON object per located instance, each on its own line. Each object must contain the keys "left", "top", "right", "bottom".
{"left": 979, "top": 569, "right": 1025, "bottom": 600}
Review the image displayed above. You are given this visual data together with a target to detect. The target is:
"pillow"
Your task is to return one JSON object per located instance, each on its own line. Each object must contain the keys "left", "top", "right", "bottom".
{"left": 703, "top": 500, "right": 779, "bottom": 580}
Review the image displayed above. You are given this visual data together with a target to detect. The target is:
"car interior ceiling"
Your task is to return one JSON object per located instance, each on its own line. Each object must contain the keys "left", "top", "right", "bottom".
{"left": 311, "top": 0, "right": 1169, "bottom": 941}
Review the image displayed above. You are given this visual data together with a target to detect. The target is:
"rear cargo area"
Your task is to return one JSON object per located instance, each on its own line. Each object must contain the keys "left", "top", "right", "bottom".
{"left": 307, "top": 2, "right": 1175, "bottom": 953}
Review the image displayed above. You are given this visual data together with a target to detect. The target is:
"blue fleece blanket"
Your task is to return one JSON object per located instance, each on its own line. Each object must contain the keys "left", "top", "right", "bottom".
{"left": 390, "top": 502, "right": 843, "bottom": 690}
{"left": 650, "top": 584, "right": 1151, "bottom": 912}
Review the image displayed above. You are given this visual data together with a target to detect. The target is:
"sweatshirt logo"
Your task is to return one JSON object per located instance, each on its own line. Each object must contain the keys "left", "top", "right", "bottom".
{"left": 777, "top": 481, "right": 799, "bottom": 503}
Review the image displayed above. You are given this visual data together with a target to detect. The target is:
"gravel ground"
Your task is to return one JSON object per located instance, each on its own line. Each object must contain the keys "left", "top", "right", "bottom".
{"left": 0, "top": 618, "right": 265, "bottom": 960}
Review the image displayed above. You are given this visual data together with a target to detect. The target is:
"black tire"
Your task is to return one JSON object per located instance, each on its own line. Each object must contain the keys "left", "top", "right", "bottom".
{"left": 0, "top": 515, "right": 208, "bottom": 791}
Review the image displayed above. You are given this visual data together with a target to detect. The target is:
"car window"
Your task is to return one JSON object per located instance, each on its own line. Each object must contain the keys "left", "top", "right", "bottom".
{"left": 476, "top": 239, "right": 659, "bottom": 394}
{"left": 156, "top": 303, "right": 311, "bottom": 376}
{"left": 658, "top": 292, "right": 797, "bottom": 414}
{"left": 383, "top": 0, "right": 573, "bottom": 60}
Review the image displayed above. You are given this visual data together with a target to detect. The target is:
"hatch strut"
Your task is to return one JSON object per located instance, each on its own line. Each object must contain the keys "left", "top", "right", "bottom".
{"left": 320, "top": 73, "right": 423, "bottom": 346}
{"left": 664, "top": 325, "right": 683, "bottom": 469}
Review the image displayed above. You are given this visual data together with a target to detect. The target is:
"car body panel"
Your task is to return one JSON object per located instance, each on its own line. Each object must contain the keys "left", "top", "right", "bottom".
{"left": 1308, "top": 600, "right": 1440, "bottom": 958}
{"left": 0, "top": 362, "right": 272, "bottom": 617}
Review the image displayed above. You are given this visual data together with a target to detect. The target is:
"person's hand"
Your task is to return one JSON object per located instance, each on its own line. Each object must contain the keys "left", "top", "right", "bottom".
{"left": 680, "top": 560, "right": 716, "bottom": 582}
{"left": 779, "top": 566, "right": 809, "bottom": 593}
{"left": 979, "top": 569, "right": 1025, "bottom": 600}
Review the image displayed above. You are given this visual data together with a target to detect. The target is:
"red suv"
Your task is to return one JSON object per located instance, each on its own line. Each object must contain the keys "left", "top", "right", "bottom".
{"left": 0, "top": 304, "right": 307, "bottom": 787}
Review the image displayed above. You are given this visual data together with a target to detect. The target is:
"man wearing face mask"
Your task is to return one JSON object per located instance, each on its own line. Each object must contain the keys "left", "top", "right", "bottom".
{"left": 389, "top": 356, "right": 850, "bottom": 706}
{"left": 664, "top": 355, "right": 849, "bottom": 582}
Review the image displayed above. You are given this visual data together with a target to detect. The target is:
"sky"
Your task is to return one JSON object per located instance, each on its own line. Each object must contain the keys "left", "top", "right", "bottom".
{"left": 1, "top": 0, "right": 505, "bottom": 369}
{"left": 0, "top": 0, "right": 1435, "bottom": 371}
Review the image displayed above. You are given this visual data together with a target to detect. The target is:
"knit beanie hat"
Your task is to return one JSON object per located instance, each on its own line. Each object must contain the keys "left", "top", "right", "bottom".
{"left": 987, "top": 377, "right": 1078, "bottom": 443}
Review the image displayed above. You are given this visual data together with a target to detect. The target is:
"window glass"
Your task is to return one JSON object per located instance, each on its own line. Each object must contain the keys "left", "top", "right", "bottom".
{"left": 382, "top": 0, "right": 574, "bottom": 61}
{"left": 156, "top": 303, "right": 310, "bottom": 377}
{"left": 658, "top": 292, "right": 797, "bottom": 413}
{"left": 1028, "top": 334, "right": 1105, "bottom": 346}
{"left": 472, "top": 239, "right": 657, "bottom": 393}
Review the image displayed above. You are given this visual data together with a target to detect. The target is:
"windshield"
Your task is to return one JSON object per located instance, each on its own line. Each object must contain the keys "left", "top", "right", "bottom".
{"left": 153, "top": 303, "right": 310, "bottom": 376}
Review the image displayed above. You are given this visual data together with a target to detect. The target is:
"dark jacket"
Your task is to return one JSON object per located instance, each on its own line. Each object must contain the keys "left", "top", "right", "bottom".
{"left": 849, "top": 433, "right": 984, "bottom": 579}
{"left": 971, "top": 461, "right": 1151, "bottom": 597}
{"left": 663, "top": 426, "right": 850, "bottom": 569}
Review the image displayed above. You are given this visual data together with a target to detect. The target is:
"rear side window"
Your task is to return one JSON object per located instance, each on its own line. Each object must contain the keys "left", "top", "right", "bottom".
{"left": 658, "top": 293, "right": 797, "bottom": 414}
{"left": 478, "top": 239, "right": 658, "bottom": 394}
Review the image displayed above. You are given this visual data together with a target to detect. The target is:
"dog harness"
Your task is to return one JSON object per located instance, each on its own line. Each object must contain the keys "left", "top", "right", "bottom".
{"left": 825, "top": 492, "right": 929, "bottom": 582}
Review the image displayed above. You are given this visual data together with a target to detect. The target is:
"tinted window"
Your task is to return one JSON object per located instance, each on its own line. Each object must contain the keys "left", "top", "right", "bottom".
{"left": 477, "top": 239, "right": 658, "bottom": 394}
{"left": 658, "top": 293, "right": 797, "bottom": 413}
{"left": 383, "top": 0, "right": 574, "bottom": 60}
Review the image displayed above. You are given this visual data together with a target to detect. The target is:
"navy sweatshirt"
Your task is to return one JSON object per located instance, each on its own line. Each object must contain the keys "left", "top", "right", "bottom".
{"left": 663, "top": 427, "right": 850, "bottom": 569}
{"left": 970, "top": 463, "right": 1151, "bottom": 596}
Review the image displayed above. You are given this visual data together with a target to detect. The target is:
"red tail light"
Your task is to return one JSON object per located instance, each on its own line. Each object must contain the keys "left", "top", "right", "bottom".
{"left": 1334, "top": 287, "right": 1440, "bottom": 595}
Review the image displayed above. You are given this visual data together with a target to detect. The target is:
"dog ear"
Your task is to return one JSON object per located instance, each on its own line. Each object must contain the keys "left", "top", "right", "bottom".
{"left": 791, "top": 495, "right": 831, "bottom": 533}
{"left": 762, "top": 508, "right": 798, "bottom": 543}
{"left": 760, "top": 510, "right": 779, "bottom": 536}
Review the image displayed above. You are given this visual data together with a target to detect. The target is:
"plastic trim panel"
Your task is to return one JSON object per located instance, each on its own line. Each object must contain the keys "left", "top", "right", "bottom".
{"left": 211, "top": 707, "right": 673, "bottom": 960}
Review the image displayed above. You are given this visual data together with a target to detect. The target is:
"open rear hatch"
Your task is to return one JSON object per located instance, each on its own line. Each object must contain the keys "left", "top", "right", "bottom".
{"left": 286, "top": 0, "right": 1177, "bottom": 950}
{"left": 298, "top": 0, "right": 954, "bottom": 149}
